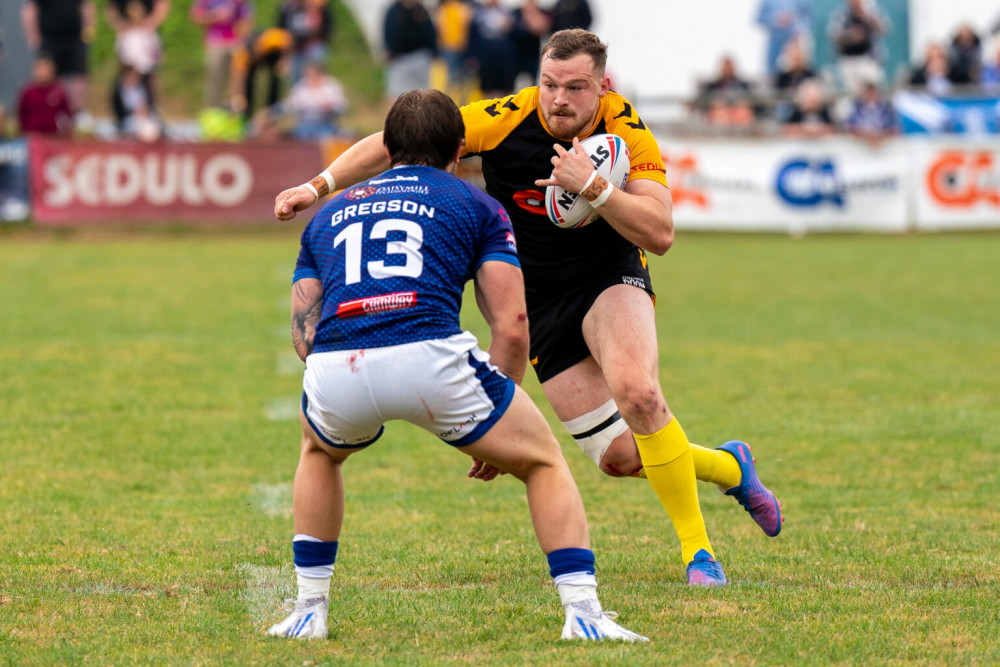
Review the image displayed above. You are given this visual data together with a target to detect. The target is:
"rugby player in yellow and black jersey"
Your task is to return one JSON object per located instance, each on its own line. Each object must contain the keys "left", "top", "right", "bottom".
{"left": 274, "top": 30, "right": 784, "bottom": 588}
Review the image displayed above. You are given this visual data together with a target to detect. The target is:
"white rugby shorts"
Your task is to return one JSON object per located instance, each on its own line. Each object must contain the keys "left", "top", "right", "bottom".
{"left": 301, "top": 332, "right": 515, "bottom": 448}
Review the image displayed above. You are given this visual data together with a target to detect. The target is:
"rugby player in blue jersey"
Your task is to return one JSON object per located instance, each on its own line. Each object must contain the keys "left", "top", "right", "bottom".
{"left": 266, "top": 89, "right": 646, "bottom": 642}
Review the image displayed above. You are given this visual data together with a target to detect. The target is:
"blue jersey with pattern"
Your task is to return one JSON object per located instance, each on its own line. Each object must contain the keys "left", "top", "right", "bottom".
{"left": 294, "top": 165, "right": 519, "bottom": 353}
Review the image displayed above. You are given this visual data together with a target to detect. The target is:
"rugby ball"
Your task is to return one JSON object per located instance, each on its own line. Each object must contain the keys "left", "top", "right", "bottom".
{"left": 545, "top": 133, "right": 630, "bottom": 229}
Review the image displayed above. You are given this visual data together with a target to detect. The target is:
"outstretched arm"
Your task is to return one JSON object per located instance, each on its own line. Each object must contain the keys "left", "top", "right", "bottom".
{"left": 534, "top": 138, "right": 675, "bottom": 255}
{"left": 274, "top": 132, "right": 391, "bottom": 221}
{"left": 291, "top": 277, "right": 323, "bottom": 362}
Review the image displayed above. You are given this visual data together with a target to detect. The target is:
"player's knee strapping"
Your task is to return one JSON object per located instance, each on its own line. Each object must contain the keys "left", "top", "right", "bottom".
{"left": 561, "top": 399, "right": 630, "bottom": 467}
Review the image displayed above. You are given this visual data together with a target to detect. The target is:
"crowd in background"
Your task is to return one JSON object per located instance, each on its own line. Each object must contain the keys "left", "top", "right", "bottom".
{"left": 696, "top": 0, "right": 1000, "bottom": 141}
{"left": 9, "top": 0, "right": 1000, "bottom": 145}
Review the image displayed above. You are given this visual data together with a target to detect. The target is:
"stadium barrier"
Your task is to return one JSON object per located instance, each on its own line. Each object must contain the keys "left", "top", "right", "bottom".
{"left": 658, "top": 135, "right": 1000, "bottom": 233}
{"left": 17, "top": 135, "right": 1000, "bottom": 232}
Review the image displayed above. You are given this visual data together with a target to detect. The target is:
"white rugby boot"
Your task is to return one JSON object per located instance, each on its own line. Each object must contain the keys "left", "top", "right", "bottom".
{"left": 560, "top": 599, "right": 648, "bottom": 642}
{"left": 266, "top": 597, "right": 329, "bottom": 640}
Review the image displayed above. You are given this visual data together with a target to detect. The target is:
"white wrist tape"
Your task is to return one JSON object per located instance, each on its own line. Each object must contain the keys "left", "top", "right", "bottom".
{"left": 590, "top": 182, "right": 613, "bottom": 208}
{"left": 303, "top": 182, "right": 320, "bottom": 202}
{"left": 580, "top": 170, "right": 597, "bottom": 195}
{"left": 319, "top": 171, "right": 335, "bottom": 192}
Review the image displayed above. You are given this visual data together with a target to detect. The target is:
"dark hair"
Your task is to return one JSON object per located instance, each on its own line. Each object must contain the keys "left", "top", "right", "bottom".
{"left": 383, "top": 89, "right": 465, "bottom": 169}
{"left": 541, "top": 29, "right": 607, "bottom": 75}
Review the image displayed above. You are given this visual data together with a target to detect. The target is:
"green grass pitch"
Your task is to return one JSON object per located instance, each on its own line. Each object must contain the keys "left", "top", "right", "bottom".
{"left": 1, "top": 227, "right": 998, "bottom": 665}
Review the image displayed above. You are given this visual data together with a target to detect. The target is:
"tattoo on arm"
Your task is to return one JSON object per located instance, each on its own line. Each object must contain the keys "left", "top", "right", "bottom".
{"left": 291, "top": 279, "right": 323, "bottom": 362}
{"left": 582, "top": 174, "right": 609, "bottom": 202}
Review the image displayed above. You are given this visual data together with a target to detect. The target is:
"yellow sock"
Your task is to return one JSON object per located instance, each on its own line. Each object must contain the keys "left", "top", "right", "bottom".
{"left": 637, "top": 443, "right": 742, "bottom": 491}
{"left": 690, "top": 443, "right": 742, "bottom": 490}
{"left": 634, "top": 418, "right": 713, "bottom": 564}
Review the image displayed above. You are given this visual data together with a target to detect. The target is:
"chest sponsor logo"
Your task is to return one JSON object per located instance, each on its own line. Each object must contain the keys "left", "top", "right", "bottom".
{"left": 513, "top": 188, "right": 547, "bottom": 215}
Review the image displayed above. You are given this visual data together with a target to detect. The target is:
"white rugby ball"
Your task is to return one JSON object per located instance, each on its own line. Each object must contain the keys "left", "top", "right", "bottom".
{"left": 545, "top": 133, "right": 630, "bottom": 229}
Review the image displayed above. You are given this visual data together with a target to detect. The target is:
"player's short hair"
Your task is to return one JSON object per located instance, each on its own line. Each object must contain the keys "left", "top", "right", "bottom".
{"left": 541, "top": 29, "right": 608, "bottom": 75}
{"left": 384, "top": 89, "right": 465, "bottom": 170}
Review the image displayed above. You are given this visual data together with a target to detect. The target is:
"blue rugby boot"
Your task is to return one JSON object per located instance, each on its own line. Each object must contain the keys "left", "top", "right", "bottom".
{"left": 717, "top": 440, "right": 784, "bottom": 537}
{"left": 686, "top": 549, "right": 727, "bottom": 587}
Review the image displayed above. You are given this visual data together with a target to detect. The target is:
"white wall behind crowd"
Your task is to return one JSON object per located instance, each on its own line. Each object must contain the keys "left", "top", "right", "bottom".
{"left": 345, "top": 0, "right": 1000, "bottom": 103}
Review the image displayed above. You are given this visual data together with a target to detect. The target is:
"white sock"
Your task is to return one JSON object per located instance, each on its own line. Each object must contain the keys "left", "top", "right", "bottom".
{"left": 554, "top": 572, "right": 601, "bottom": 612}
{"left": 297, "top": 573, "right": 331, "bottom": 601}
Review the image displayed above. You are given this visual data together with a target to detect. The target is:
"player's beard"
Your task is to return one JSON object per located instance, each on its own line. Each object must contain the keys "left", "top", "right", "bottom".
{"left": 545, "top": 106, "right": 591, "bottom": 141}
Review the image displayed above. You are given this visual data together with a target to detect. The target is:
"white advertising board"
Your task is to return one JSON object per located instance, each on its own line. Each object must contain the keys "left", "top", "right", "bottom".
{"left": 659, "top": 137, "right": 910, "bottom": 233}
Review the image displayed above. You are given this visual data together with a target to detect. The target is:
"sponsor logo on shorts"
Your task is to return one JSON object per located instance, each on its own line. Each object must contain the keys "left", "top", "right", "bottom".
{"left": 621, "top": 276, "right": 646, "bottom": 289}
{"left": 439, "top": 413, "right": 478, "bottom": 438}
{"left": 336, "top": 291, "right": 417, "bottom": 318}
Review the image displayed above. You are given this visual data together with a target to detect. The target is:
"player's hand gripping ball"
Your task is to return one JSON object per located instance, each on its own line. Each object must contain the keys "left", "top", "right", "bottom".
{"left": 545, "top": 133, "right": 630, "bottom": 229}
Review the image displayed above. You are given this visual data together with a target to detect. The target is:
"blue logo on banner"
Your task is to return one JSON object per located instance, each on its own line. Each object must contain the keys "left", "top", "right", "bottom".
{"left": 776, "top": 158, "right": 845, "bottom": 207}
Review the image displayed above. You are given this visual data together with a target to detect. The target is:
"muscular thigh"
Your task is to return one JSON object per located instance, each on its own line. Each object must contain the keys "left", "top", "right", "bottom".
{"left": 582, "top": 284, "right": 661, "bottom": 387}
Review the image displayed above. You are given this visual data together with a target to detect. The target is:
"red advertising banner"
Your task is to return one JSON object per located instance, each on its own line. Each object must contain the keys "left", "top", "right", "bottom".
{"left": 27, "top": 136, "right": 328, "bottom": 225}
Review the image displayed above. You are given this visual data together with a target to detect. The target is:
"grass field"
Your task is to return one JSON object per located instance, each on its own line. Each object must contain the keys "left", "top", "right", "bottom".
{"left": 1, "top": 228, "right": 998, "bottom": 665}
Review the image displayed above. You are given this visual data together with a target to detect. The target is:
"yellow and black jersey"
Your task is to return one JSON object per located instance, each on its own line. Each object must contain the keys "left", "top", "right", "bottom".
{"left": 460, "top": 87, "right": 667, "bottom": 296}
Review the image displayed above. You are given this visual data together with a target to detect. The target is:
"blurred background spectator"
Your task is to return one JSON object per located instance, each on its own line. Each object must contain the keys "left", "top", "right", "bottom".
{"left": 549, "top": 0, "right": 592, "bottom": 33}
{"left": 980, "top": 38, "right": 1000, "bottom": 91}
{"left": 755, "top": 0, "right": 811, "bottom": 79}
{"left": 774, "top": 39, "right": 816, "bottom": 93}
{"left": 114, "top": 0, "right": 163, "bottom": 84}
{"left": 908, "top": 42, "right": 963, "bottom": 95}
{"left": 512, "top": 0, "right": 552, "bottom": 90}
{"left": 382, "top": 0, "right": 436, "bottom": 102}
{"left": 20, "top": 0, "right": 95, "bottom": 116}
{"left": 435, "top": 0, "right": 473, "bottom": 102}
{"left": 843, "top": 79, "right": 897, "bottom": 143}
{"left": 947, "top": 23, "right": 981, "bottom": 86}
{"left": 231, "top": 27, "right": 294, "bottom": 122}
{"left": 111, "top": 62, "right": 161, "bottom": 141}
{"left": 278, "top": 0, "right": 334, "bottom": 84}
{"left": 280, "top": 57, "right": 347, "bottom": 140}
{"left": 697, "top": 55, "right": 755, "bottom": 130}
{"left": 17, "top": 51, "right": 74, "bottom": 135}
{"left": 190, "top": 0, "right": 254, "bottom": 110}
{"left": 469, "top": 0, "right": 517, "bottom": 99}
{"left": 827, "top": 0, "right": 890, "bottom": 96}
{"left": 781, "top": 77, "right": 836, "bottom": 138}
{"left": 105, "top": 0, "right": 169, "bottom": 34}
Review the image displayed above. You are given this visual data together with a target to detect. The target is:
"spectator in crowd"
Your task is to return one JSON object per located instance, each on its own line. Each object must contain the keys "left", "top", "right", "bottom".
{"left": 20, "top": 0, "right": 95, "bottom": 115}
{"left": 105, "top": 0, "right": 169, "bottom": 34}
{"left": 231, "top": 27, "right": 295, "bottom": 121}
{"left": 698, "top": 55, "right": 755, "bottom": 129}
{"left": 756, "top": 0, "right": 811, "bottom": 78}
{"left": 512, "top": 0, "right": 553, "bottom": 89}
{"left": 114, "top": 0, "right": 163, "bottom": 83}
{"left": 827, "top": 0, "right": 890, "bottom": 96}
{"left": 382, "top": 0, "right": 437, "bottom": 101}
{"left": 781, "top": 77, "right": 836, "bottom": 138}
{"left": 469, "top": 0, "right": 517, "bottom": 99}
{"left": 278, "top": 0, "right": 334, "bottom": 84}
{"left": 774, "top": 38, "right": 815, "bottom": 93}
{"left": 909, "top": 43, "right": 966, "bottom": 96}
{"left": 280, "top": 57, "right": 347, "bottom": 140}
{"left": 843, "top": 79, "right": 897, "bottom": 144}
{"left": 17, "top": 51, "right": 74, "bottom": 135}
{"left": 549, "top": 0, "right": 591, "bottom": 33}
{"left": 435, "top": 0, "right": 474, "bottom": 101}
{"left": 111, "top": 62, "right": 161, "bottom": 141}
{"left": 980, "top": 40, "right": 1000, "bottom": 91}
{"left": 190, "top": 0, "right": 254, "bottom": 109}
{"left": 947, "top": 23, "right": 982, "bottom": 85}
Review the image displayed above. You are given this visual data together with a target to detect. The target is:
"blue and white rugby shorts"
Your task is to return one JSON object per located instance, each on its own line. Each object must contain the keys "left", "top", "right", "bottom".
{"left": 301, "top": 332, "right": 516, "bottom": 449}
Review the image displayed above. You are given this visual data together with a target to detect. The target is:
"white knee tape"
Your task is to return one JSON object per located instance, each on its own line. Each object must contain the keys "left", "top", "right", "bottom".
{"left": 561, "top": 399, "right": 630, "bottom": 467}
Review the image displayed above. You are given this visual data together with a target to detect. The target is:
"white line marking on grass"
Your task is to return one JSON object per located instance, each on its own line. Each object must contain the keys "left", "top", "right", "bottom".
{"left": 265, "top": 397, "right": 300, "bottom": 421}
{"left": 238, "top": 563, "right": 294, "bottom": 626}
{"left": 253, "top": 482, "right": 293, "bottom": 517}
